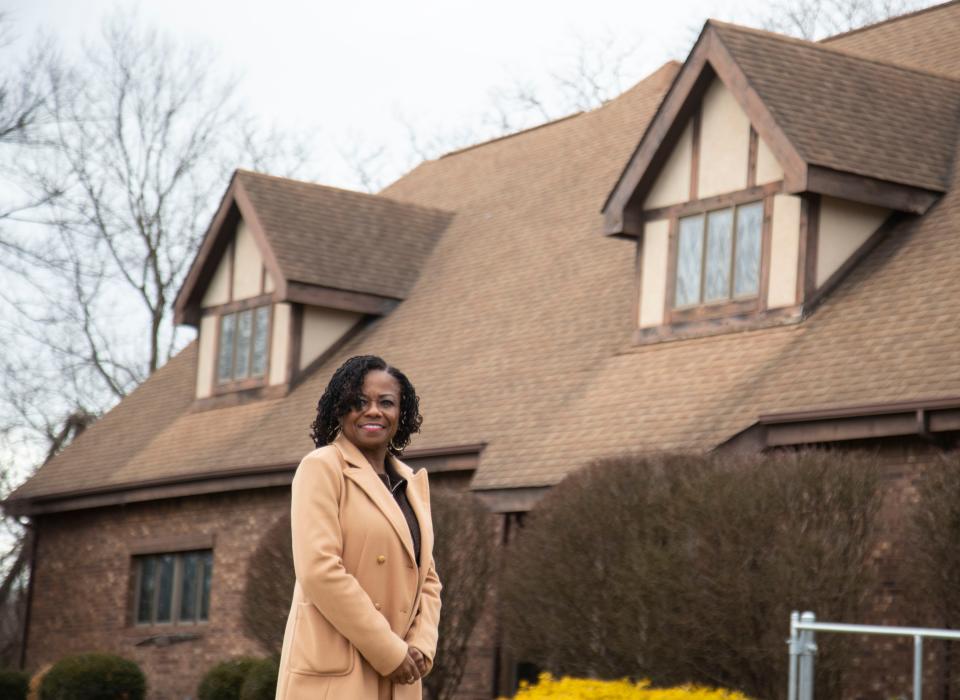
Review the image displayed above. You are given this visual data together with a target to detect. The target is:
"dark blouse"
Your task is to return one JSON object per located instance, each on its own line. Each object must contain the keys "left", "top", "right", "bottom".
{"left": 378, "top": 462, "right": 421, "bottom": 566}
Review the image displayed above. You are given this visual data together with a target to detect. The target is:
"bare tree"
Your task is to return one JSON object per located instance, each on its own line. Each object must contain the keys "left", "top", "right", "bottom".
{"left": 0, "top": 10, "right": 309, "bottom": 667}
{"left": 760, "top": 0, "right": 933, "bottom": 40}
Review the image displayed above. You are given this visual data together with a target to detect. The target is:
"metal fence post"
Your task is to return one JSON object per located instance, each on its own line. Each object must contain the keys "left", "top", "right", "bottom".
{"left": 788, "top": 611, "right": 800, "bottom": 700}
{"left": 798, "top": 611, "right": 817, "bottom": 700}
{"left": 913, "top": 635, "right": 923, "bottom": 700}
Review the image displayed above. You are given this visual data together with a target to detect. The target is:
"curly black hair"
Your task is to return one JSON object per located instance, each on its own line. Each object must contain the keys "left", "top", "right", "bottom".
{"left": 310, "top": 355, "right": 423, "bottom": 455}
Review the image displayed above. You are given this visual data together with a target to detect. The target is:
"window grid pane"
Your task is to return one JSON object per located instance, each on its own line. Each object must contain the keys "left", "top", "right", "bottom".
{"left": 734, "top": 202, "right": 763, "bottom": 297}
{"left": 217, "top": 314, "right": 236, "bottom": 384}
{"left": 136, "top": 557, "right": 156, "bottom": 624}
{"left": 704, "top": 209, "right": 733, "bottom": 301}
{"left": 234, "top": 310, "right": 253, "bottom": 380}
{"left": 200, "top": 551, "right": 213, "bottom": 621}
{"left": 675, "top": 215, "right": 704, "bottom": 307}
{"left": 180, "top": 552, "right": 199, "bottom": 622}
{"left": 155, "top": 554, "right": 175, "bottom": 623}
{"left": 250, "top": 306, "right": 270, "bottom": 378}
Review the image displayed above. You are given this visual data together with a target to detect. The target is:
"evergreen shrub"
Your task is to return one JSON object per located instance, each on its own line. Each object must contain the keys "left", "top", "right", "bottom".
{"left": 197, "top": 658, "right": 258, "bottom": 700}
{"left": 0, "top": 669, "right": 29, "bottom": 700}
{"left": 238, "top": 657, "right": 279, "bottom": 700}
{"left": 39, "top": 653, "right": 145, "bottom": 700}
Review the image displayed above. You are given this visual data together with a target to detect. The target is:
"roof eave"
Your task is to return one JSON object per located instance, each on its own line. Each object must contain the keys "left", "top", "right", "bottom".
{"left": 717, "top": 396, "right": 960, "bottom": 451}
{"left": 804, "top": 164, "right": 941, "bottom": 214}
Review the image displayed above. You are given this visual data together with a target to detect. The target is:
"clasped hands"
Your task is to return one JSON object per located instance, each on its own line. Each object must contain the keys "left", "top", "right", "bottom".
{"left": 388, "top": 645, "right": 427, "bottom": 685}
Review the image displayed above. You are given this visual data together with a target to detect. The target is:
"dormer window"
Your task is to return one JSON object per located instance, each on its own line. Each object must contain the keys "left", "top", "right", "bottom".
{"left": 216, "top": 305, "right": 271, "bottom": 387}
{"left": 674, "top": 201, "right": 763, "bottom": 308}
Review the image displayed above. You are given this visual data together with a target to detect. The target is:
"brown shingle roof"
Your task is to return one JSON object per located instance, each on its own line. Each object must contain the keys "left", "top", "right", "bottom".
{"left": 823, "top": 1, "right": 960, "bottom": 78}
{"left": 9, "top": 11, "right": 960, "bottom": 504}
{"left": 234, "top": 171, "right": 453, "bottom": 300}
{"left": 711, "top": 21, "right": 960, "bottom": 192}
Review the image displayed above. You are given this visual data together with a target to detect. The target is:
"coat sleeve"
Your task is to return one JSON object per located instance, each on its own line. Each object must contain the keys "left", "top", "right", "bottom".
{"left": 290, "top": 449, "right": 409, "bottom": 676}
{"left": 404, "top": 475, "right": 443, "bottom": 674}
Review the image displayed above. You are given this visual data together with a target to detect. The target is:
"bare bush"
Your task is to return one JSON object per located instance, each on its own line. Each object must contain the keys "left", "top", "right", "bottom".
{"left": 500, "top": 450, "right": 883, "bottom": 699}
{"left": 423, "top": 489, "right": 497, "bottom": 700}
{"left": 905, "top": 450, "right": 960, "bottom": 697}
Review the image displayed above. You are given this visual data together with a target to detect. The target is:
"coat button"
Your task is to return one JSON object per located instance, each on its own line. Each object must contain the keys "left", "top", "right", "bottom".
{"left": 377, "top": 555, "right": 386, "bottom": 564}
{"left": 375, "top": 603, "right": 382, "bottom": 610}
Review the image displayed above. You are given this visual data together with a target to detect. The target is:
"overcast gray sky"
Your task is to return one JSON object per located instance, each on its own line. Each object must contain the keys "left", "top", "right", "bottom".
{"left": 7, "top": 0, "right": 762, "bottom": 188}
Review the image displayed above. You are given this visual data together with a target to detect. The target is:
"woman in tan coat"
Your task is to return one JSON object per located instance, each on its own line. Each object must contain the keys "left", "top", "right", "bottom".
{"left": 276, "top": 355, "right": 442, "bottom": 700}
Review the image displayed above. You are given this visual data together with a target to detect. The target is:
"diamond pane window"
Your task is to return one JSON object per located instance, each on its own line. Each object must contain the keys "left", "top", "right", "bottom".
{"left": 250, "top": 306, "right": 270, "bottom": 378}
{"left": 674, "top": 202, "right": 762, "bottom": 308}
{"left": 216, "top": 314, "right": 236, "bottom": 383}
{"left": 704, "top": 209, "right": 733, "bottom": 301}
{"left": 215, "top": 306, "right": 270, "bottom": 386}
{"left": 675, "top": 215, "right": 704, "bottom": 307}
{"left": 734, "top": 202, "right": 763, "bottom": 297}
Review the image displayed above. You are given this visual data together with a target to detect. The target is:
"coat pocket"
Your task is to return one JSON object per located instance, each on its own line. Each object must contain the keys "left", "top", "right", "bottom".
{"left": 289, "top": 601, "right": 356, "bottom": 676}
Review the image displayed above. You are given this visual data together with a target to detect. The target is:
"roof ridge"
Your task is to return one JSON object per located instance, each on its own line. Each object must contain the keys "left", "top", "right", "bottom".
{"left": 709, "top": 18, "right": 960, "bottom": 84}
{"left": 234, "top": 168, "right": 452, "bottom": 216}
{"left": 435, "top": 60, "right": 681, "bottom": 162}
{"left": 437, "top": 110, "right": 583, "bottom": 160}
{"left": 821, "top": 0, "right": 960, "bottom": 43}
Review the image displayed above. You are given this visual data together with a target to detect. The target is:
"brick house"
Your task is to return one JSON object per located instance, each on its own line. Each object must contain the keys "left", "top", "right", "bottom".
{"left": 6, "top": 4, "right": 960, "bottom": 698}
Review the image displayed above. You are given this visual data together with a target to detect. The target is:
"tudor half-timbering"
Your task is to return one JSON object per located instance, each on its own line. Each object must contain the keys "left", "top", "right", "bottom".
{"left": 603, "top": 21, "right": 957, "bottom": 344}
{"left": 176, "top": 171, "right": 452, "bottom": 405}
{"left": 6, "top": 4, "right": 960, "bottom": 699}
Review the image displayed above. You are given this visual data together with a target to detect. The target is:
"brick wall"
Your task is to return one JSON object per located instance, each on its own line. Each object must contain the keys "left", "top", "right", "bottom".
{"left": 25, "top": 476, "right": 502, "bottom": 700}
{"left": 26, "top": 488, "right": 288, "bottom": 700}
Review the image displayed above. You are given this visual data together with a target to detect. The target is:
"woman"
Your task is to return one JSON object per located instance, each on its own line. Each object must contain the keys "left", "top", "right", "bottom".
{"left": 276, "top": 355, "right": 442, "bottom": 700}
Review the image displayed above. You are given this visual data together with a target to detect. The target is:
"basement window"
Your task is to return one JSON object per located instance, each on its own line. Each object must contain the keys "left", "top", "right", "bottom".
{"left": 674, "top": 201, "right": 763, "bottom": 308}
{"left": 216, "top": 305, "right": 270, "bottom": 386}
{"left": 133, "top": 550, "right": 213, "bottom": 626}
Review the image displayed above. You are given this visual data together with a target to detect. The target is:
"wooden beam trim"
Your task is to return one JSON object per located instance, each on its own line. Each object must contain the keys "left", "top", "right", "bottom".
{"left": 602, "top": 30, "right": 717, "bottom": 235}
{"left": 173, "top": 177, "right": 241, "bottom": 324}
{"left": 642, "top": 181, "right": 783, "bottom": 221}
{"left": 803, "top": 195, "right": 820, "bottom": 301}
{"left": 285, "top": 281, "right": 399, "bottom": 316}
{"left": 805, "top": 165, "right": 940, "bottom": 214}
{"left": 758, "top": 195, "right": 773, "bottom": 311}
{"left": 747, "top": 126, "right": 758, "bottom": 188}
{"left": 286, "top": 303, "right": 304, "bottom": 384}
{"left": 201, "top": 294, "right": 272, "bottom": 317}
{"left": 634, "top": 303, "right": 803, "bottom": 345}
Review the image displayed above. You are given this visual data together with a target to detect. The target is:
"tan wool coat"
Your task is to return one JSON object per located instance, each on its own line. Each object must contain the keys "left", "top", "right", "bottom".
{"left": 275, "top": 433, "right": 442, "bottom": 700}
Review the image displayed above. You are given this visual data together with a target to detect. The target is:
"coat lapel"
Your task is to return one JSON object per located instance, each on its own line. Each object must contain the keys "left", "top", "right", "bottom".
{"left": 392, "top": 457, "right": 434, "bottom": 586}
{"left": 333, "top": 434, "right": 418, "bottom": 567}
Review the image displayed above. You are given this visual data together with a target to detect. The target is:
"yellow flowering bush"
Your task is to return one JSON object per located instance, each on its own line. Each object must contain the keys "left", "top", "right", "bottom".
{"left": 501, "top": 673, "right": 753, "bottom": 700}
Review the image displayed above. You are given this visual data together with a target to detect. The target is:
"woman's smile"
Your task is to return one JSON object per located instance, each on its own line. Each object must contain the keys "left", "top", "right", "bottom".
{"left": 339, "top": 369, "right": 402, "bottom": 465}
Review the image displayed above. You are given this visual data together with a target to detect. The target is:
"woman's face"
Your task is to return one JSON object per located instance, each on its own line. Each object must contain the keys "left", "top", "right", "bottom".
{"left": 339, "top": 369, "right": 402, "bottom": 456}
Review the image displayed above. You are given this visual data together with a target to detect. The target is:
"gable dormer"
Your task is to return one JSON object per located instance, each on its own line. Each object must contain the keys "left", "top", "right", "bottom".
{"left": 174, "top": 170, "right": 452, "bottom": 404}
{"left": 603, "top": 21, "right": 960, "bottom": 343}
